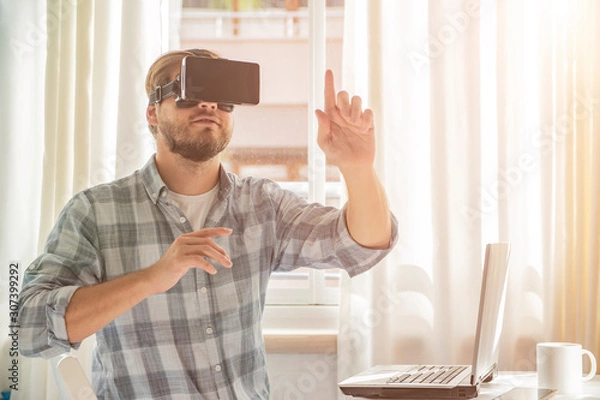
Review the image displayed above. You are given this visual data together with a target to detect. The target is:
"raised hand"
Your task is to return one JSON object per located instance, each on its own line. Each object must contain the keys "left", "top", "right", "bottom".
{"left": 314, "top": 70, "right": 376, "bottom": 173}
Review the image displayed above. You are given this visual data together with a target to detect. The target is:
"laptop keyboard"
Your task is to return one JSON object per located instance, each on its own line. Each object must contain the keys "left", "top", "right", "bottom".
{"left": 386, "top": 365, "right": 468, "bottom": 385}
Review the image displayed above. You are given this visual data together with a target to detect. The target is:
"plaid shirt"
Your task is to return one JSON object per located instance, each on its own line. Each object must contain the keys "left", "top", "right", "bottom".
{"left": 19, "top": 156, "right": 398, "bottom": 399}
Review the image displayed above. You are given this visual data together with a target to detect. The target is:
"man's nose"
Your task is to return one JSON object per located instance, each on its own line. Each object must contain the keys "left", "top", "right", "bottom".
{"left": 198, "top": 101, "right": 217, "bottom": 110}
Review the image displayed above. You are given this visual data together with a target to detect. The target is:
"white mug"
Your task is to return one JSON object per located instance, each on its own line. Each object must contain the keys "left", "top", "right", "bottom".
{"left": 536, "top": 342, "right": 597, "bottom": 393}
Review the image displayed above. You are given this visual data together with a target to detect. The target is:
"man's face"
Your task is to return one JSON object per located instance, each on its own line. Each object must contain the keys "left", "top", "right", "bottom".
{"left": 149, "top": 70, "right": 234, "bottom": 163}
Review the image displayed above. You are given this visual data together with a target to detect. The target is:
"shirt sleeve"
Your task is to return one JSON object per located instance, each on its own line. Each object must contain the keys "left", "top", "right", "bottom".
{"left": 18, "top": 192, "right": 103, "bottom": 359}
{"left": 270, "top": 182, "right": 399, "bottom": 277}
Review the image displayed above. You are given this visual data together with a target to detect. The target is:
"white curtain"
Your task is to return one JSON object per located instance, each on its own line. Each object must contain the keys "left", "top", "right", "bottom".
{"left": 338, "top": 0, "right": 600, "bottom": 391}
{"left": 0, "top": 0, "right": 172, "bottom": 398}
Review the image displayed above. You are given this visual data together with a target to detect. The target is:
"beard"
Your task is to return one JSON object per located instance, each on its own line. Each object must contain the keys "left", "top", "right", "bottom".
{"left": 158, "top": 112, "right": 233, "bottom": 163}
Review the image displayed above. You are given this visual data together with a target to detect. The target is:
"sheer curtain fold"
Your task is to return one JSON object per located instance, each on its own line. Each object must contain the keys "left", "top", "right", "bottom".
{"left": 552, "top": 0, "right": 600, "bottom": 354}
{"left": 1, "top": 0, "right": 166, "bottom": 398}
{"left": 1, "top": 1, "right": 51, "bottom": 398}
{"left": 428, "top": 0, "right": 483, "bottom": 366}
{"left": 339, "top": 0, "right": 600, "bottom": 392}
{"left": 41, "top": 0, "right": 94, "bottom": 242}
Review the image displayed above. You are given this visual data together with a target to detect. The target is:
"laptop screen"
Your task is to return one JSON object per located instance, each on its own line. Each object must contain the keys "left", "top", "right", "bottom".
{"left": 470, "top": 243, "right": 511, "bottom": 385}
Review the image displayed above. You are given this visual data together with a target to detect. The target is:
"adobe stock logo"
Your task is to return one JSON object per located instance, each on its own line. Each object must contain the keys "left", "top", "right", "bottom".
{"left": 461, "top": 93, "right": 599, "bottom": 224}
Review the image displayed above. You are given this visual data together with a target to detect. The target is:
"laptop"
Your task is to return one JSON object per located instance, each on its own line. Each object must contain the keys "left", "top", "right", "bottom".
{"left": 339, "top": 242, "right": 511, "bottom": 399}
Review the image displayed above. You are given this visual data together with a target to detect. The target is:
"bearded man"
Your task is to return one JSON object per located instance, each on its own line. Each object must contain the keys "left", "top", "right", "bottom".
{"left": 18, "top": 48, "right": 398, "bottom": 399}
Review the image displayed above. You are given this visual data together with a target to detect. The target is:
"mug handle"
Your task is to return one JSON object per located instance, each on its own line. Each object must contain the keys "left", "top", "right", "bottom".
{"left": 582, "top": 349, "right": 597, "bottom": 382}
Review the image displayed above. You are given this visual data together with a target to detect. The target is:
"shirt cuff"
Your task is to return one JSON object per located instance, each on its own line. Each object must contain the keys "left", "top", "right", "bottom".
{"left": 335, "top": 209, "right": 399, "bottom": 277}
{"left": 46, "top": 285, "right": 81, "bottom": 352}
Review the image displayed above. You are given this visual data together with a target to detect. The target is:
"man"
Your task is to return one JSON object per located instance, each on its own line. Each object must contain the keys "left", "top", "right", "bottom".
{"left": 19, "top": 48, "right": 398, "bottom": 399}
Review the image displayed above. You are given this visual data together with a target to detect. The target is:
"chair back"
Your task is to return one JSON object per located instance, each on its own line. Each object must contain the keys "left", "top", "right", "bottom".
{"left": 51, "top": 355, "right": 97, "bottom": 400}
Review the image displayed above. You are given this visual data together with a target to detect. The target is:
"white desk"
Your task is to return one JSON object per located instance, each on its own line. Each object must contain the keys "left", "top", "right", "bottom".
{"left": 350, "top": 372, "right": 600, "bottom": 399}
{"left": 478, "top": 372, "right": 600, "bottom": 399}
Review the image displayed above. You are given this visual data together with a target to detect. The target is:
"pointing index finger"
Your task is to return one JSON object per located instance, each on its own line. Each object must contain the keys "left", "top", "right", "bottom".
{"left": 324, "top": 69, "right": 337, "bottom": 113}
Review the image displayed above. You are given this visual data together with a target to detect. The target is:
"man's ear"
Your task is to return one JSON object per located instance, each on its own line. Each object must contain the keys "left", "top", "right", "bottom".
{"left": 146, "top": 104, "right": 158, "bottom": 126}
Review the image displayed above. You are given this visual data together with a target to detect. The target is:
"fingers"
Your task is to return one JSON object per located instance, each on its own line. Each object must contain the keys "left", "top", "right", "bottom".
{"left": 361, "top": 108, "right": 374, "bottom": 133}
{"left": 175, "top": 227, "right": 234, "bottom": 274}
{"left": 314, "top": 109, "right": 329, "bottom": 125}
{"left": 179, "top": 237, "right": 232, "bottom": 268}
{"left": 349, "top": 95, "right": 362, "bottom": 124}
{"left": 181, "top": 228, "right": 232, "bottom": 261}
{"left": 150, "top": 228, "right": 235, "bottom": 293}
{"left": 324, "top": 69, "right": 337, "bottom": 113}
{"left": 183, "top": 227, "right": 232, "bottom": 238}
{"left": 184, "top": 247, "right": 229, "bottom": 275}
{"left": 321, "top": 69, "right": 371, "bottom": 130}
{"left": 187, "top": 255, "right": 218, "bottom": 275}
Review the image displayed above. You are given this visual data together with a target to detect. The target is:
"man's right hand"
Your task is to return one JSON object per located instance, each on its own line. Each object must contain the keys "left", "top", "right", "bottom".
{"left": 65, "top": 227, "right": 233, "bottom": 344}
{"left": 144, "top": 227, "right": 233, "bottom": 294}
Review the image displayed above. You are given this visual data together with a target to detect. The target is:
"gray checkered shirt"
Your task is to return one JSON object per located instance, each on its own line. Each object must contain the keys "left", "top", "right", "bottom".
{"left": 19, "top": 156, "right": 398, "bottom": 399}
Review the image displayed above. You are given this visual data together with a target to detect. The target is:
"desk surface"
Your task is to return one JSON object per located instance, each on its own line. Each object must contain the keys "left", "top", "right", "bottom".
{"left": 479, "top": 372, "right": 600, "bottom": 399}
{"left": 350, "top": 372, "right": 600, "bottom": 399}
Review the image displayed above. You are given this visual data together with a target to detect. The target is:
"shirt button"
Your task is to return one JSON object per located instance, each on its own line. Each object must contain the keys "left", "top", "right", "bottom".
{"left": 206, "top": 327, "right": 213, "bottom": 335}
{"left": 200, "top": 287, "right": 207, "bottom": 294}
{"left": 215, "top": 365, "right": 222, "bottom": 372}
{"left": 179, "top": 217, "right": 186, "bottom": 223}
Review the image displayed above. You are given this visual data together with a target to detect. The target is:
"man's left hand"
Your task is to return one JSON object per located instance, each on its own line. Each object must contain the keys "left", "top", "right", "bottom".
{"left": 315, "top": 69, "right": 375, "bottom": 174}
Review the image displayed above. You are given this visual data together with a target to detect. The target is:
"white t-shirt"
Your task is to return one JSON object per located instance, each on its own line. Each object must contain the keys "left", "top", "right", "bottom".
{"left": 167, "top": 183, "right": 220, "bottom": 231}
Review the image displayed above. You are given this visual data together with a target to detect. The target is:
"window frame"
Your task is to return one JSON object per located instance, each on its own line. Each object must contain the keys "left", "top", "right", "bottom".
{"left": 178, "top": 0, "right": 344, "bottom": 308}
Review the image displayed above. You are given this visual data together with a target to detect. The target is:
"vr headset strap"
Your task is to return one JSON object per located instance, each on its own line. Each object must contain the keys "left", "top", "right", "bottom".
{"left": 148, "top": 79, "right": 179, "bottom": 105}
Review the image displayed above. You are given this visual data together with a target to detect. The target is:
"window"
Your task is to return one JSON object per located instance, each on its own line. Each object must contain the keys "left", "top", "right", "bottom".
{"left": 180, "top": 0, "right": 345, "bottom": 305}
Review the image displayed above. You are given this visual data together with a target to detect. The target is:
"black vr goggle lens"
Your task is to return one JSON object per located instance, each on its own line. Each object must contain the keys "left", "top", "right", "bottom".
{"left": 148, "top": 55, "right": 260, "bottom": 113}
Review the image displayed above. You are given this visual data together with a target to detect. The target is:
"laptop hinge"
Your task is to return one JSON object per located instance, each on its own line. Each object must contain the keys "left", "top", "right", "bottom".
{"left": 471, "top": 362, "right": 497, "bottom": 385}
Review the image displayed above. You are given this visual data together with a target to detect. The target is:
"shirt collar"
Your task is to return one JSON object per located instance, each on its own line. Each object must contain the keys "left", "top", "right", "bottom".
{"left": 140, "top": 155, "right": 167, "bottom": 204}
{"left": 140, "top": 155, "right": 233, "bottom": 205}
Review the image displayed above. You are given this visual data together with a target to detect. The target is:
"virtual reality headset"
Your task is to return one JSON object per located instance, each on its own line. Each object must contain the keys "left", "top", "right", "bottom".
{"left": 148, "top": 55, "right": 260, "bottom": 112}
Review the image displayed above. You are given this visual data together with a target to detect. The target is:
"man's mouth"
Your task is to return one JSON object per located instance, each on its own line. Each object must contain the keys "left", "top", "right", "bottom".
{"left": 191, "top": 115, "right": 220, "bottom": 125}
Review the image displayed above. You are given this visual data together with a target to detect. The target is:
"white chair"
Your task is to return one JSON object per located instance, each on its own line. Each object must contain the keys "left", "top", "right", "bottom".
{"left": 50, "top": 354, "right": 97, "bottom": 400}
